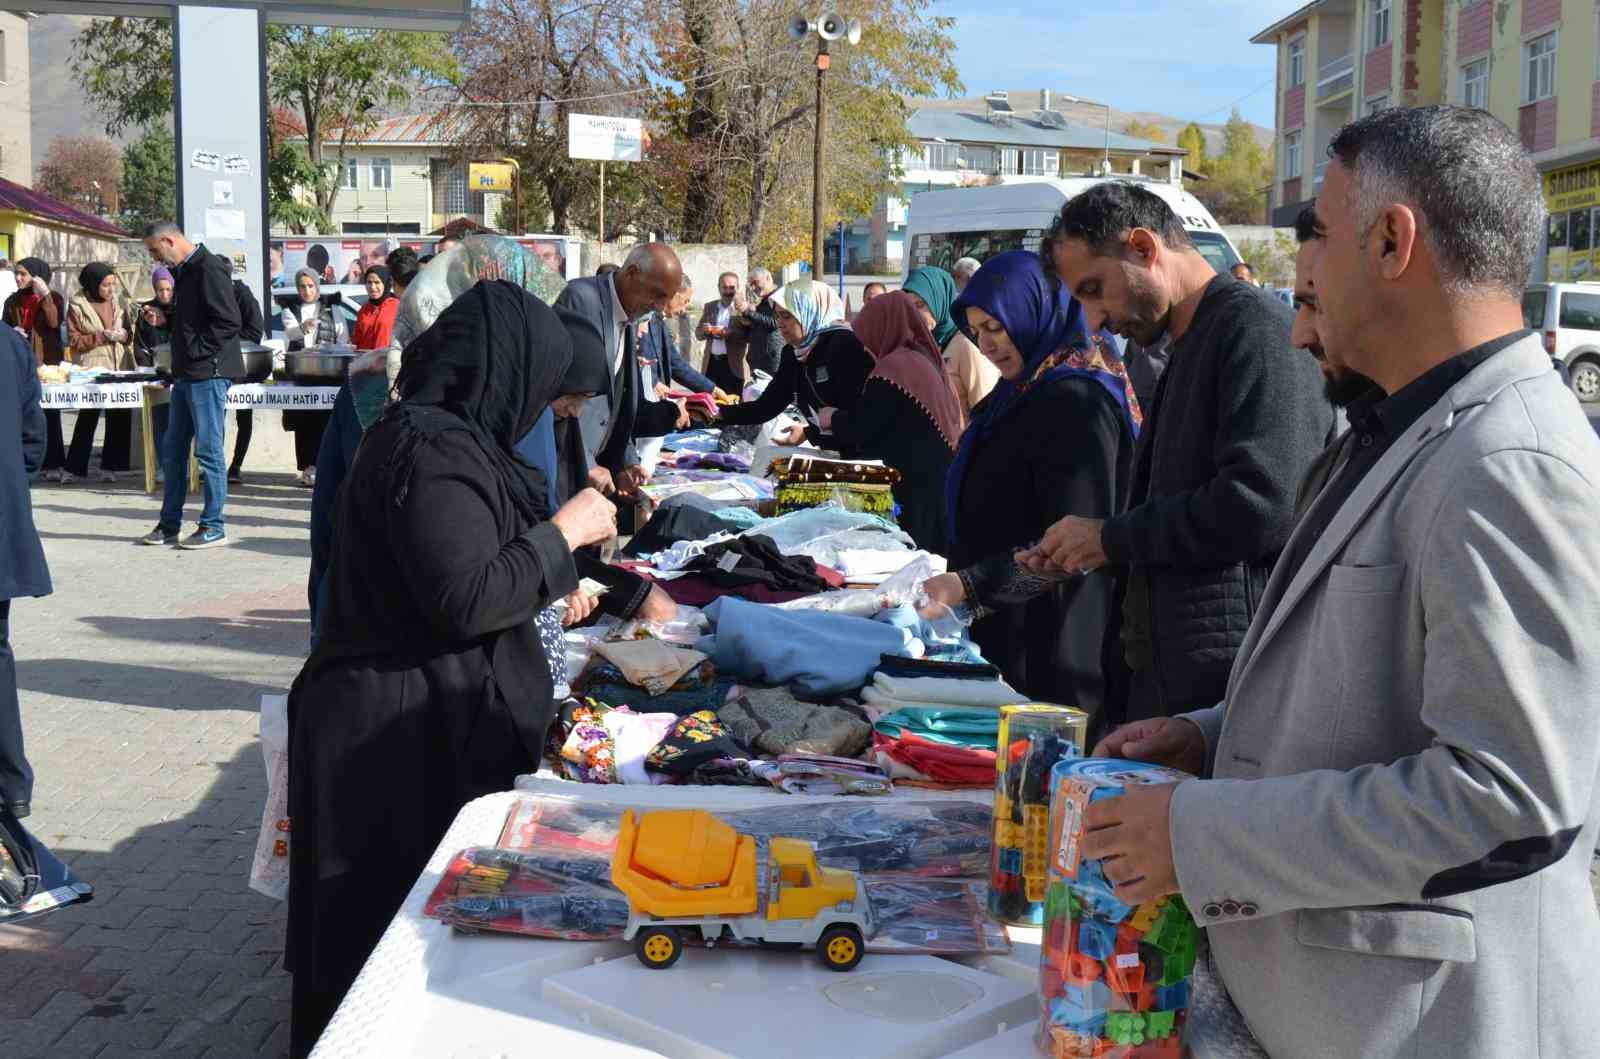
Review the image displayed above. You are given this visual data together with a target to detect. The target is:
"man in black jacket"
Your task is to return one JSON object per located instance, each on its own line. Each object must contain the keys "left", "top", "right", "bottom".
{"left": 1035, "top": 183, "right": 1335, "bottom": 726}
{"left": 137, "top": 220, "right": 242, "bottom": 550}
{"left": 741, "top": 268, "right": 784, "bottom": 377}
{"left": 0, "top": 326, "right": 50, "bottom": 820}
{"left": 225, "top": 258, "right": 265, "bottom": 483}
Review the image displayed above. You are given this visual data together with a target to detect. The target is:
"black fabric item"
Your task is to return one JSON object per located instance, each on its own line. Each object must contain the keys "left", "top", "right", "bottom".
{"left": 233, "top": 280, "right": 264, "bottom": 344}
{"left": 1099, "top": 277, "right": 1335, "bottom": 726}
{"left": 688, "top": 534, "right": 828, "bottom": 593}
{"left": 553, "top": 305, "right": 609, "bottom": 395}
{"left": 168, "top": 245, "right": 244, "bottom": 380}
{"left": 0, "top": 600, "right": 32, "bottom": 814}
{"left": 949, "top": 375, "right": 1134, "bottom": 717}
{"left": 287, "top": 281, "right": 580, "bottom": 1055}
{"left": 1421, "top": 826, "right": 1583, "bottom": 899}
{"left": 645, "top": 712, "right": 751, "bottom": 778}
{"left": 17, "top": 257, "right": 48, "bottom": 282}
{"left": 826, "top": 377, "right": 953, "bottom": 554}
{"left": 231, "top": 410, "right": 253, "bottom": 473}
{"left": 877, "top": 655, "right": 1000, "bottom": 681}
{"left": 623, "top": 494, "right": 729, "bottom": 557}
{"left": 291, "top": 418, "right": 326, "bottom": 471}
{"left": 742, "top": 294, "right": 785, "bottom": 376}
{"left": 1276, "top": 331, "right": 1527, "bottom": 592}
{"left": 1, "top": 326, "right": 51, "bottom": 604}
{"left": 550, "top": 413, "right": 589, "bottom": 506}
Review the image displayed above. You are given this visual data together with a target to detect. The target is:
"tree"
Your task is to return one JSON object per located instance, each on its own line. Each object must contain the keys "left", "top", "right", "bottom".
{"left": 1185, "top": 109, "right": 1272, "bottom": 225}
{"left": 1176, "top": 122, "right": 1208, "bottom": 171}
{"left": 119, "top": 126, "right": 177, "bottom": 232}
{"left": 71, "top": 17, "right": 174, "bottom": 137}
{"left": 1122, "top": 119, "right": 1167, "bottom": 144}
{"left": 36, "top": 136, "right": 123, "bottom": 216}
{"left": 644, "top": 0, "right": 961, "bottom": 264}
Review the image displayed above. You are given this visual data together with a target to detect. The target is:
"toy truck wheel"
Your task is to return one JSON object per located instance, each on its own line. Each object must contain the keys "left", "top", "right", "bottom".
{"left": 818, "top": 924, "right": 864, "bottom": 972}
{"left": 635, "top": 926, "right": 683, "bottom": 969}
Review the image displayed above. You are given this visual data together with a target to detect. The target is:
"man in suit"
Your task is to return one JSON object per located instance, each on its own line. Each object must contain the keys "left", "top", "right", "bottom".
{"left": 0, "top": 326, "right": 49, "bottom": 821}
{"left": 1085, "top": 106, "right": 1600, "bottom": 1057}
{"left": 137, "top": 220, "right": 243, "bottom": 550}
{"left": 553, "top": 243, "right": 681, "bottom": 498}
{"left": 694, "top": 271, "right": 750, "bottom": 392}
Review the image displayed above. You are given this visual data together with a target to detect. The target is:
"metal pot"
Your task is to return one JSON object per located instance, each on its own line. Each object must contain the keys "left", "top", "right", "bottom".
{"left": 236, "top": 343, "right": 273, "bottom": 384}
{"left": 285, "top": 345, "right": 357, "bottom": 386}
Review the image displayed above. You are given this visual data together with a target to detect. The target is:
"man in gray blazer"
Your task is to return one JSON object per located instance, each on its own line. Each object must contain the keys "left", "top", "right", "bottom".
{"left": 1085, "top": 105, "right": 1600, "bottom": 1057}
{"left": 553, "top": 243, "right": 681, "bottom": 496}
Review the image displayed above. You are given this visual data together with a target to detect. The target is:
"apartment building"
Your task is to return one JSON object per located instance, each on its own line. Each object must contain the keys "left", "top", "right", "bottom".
{"left": 1255, "top": 0, "right": 1600, "bottom": 280}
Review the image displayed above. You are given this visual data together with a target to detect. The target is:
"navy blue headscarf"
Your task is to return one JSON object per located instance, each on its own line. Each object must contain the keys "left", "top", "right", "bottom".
{"left": 944, "top": 251, "right": 1138, "bottom": 544}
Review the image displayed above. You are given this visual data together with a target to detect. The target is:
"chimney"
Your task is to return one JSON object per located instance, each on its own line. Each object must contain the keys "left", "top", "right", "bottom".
{"left": 1041, "top": 89, "right": 1051, "bottom": 113}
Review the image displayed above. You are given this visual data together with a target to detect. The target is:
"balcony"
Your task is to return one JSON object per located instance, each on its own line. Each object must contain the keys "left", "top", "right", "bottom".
{"left": 1317, "top": 53, "right": 1354, "bottom": 102}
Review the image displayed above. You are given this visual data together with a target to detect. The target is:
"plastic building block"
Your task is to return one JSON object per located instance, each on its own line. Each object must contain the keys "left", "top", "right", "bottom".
{"left": 1142, "top": 900, "right": 1195, "bottom": 956}
{"left": 1064, "top": 951, "right": 1103, "bottom": 984}
{"left": 1130, "top": 899, "right": 1165, "bottom": 932}
{"left": 1105, "top": 1012, "right": 1147, "bottom": 1046}
{"left": 1105, "top": 951, "right": 1145, "bottom": 996}
{"left": 1127, "top": 1039, "right": 1181, "bottom": 1059}
{"left": 1144, "top": 1010, "right": 1176, "bottom": 1040}
{"left": 1078, "top": 917, "right": 1117, "bottom": 959}
{"left": 1059, "top": 978, "right": 1111, "bottom": 1017}
{"left": 1156, "top": 981, "right": 1189, "bottom": 1010}
{"left": 1048, "top": 1026, "right": 1103, "bottom": 1059}
{"left": 1050, "top": 997, "right": 1108, "bottom": 1039}
{"left": 1023, "top": 803, "right": 1051, "bottom": 901}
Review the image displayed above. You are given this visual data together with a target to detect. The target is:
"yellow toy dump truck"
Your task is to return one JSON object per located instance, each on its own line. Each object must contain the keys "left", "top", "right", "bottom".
{"left": 610, "top": 809, "right": 875, "bottom": 972}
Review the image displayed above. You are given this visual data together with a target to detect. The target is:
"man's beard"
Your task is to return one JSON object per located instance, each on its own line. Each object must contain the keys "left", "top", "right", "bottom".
{"left": 1323, "top": 363, "right": 1380, "bottom": 407}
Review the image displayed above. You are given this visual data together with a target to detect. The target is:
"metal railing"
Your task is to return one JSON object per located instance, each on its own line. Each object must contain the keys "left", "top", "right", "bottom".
{"left": 1317, "top": 53, "right": 1354, "bottom": 101}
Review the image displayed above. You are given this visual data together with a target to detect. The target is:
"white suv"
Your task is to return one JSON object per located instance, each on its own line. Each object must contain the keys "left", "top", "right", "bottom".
{"left": 1525, "top": 282, "right": 1600, "bottom": 402}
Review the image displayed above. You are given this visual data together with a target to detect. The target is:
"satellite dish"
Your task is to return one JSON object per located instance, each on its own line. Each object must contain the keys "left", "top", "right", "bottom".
{"left": 845, "top": 19, "right": 862, "bottom": 45}
{"left": 788, "top": 15, "right": 814, "bottom": 40}
{"left": 817, "top": 12, "right": 847, "bottom": 40}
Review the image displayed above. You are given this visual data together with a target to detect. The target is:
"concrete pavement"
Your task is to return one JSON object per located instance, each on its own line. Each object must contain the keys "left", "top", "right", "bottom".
{"left": 2, "top": 466, "right": 1598, "bottom": 1059}
{"left": 1, "top": 472, "right": 308, "bottom": 1058}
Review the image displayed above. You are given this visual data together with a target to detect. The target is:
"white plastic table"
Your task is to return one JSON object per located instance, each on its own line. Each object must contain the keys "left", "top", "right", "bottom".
{"left": 313, "top": 785, "right": 1046, "bottom": 1059}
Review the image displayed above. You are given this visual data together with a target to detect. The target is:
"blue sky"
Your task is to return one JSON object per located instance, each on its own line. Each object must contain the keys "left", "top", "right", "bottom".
{"left": 940, "top": 0, "right": 1293, "bottom": 127}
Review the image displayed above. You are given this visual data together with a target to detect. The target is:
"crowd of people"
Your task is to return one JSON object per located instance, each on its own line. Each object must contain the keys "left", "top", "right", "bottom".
{"left": 2, "top": 104, "right": 1598, "bottom": 1058}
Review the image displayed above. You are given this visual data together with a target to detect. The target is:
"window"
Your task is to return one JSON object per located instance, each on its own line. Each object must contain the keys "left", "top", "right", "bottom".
{"left": 1365, "top": 94, "right": 1390, "bottom": 116}
{"left": 961, "top": 145, "right": 996, "bottom": 173}
{"left": 369, "top": 157, "right": 392, "bottom": 191}
{"left": 1369, "top": 0, "right": 1391, "bottom": 49}
{"left": 1021, "top": 149, "right": 1057, "bottom": 175}
{"left": 339, "top": 156, "right": 358, "bottom": 190}
{"left": 1191, "top": 232, "right": 1241, "bottom": 275}
{"left": 923, "top": 142, "right": 960, "bottom": 170}
{"left": 1524, "top": 32, "right": 1557, "bottom": 104}
{"left": 0, "top": 31, "right": 8, "bottom": 83}
{"left": 1460, "top": 58, "right": 1489, "bottom": 108}
{"left": 1560, "top": 291, "right": 1600, "bottom": 331}
{"left": 1288, "top": 37, "right": 1305, "bottom": 87}
{"left": 430, "top": 159, "right": 484, "bottom": 218}
{"left": 999, "top": 147, "right": 1019, "bottom": 174}
{"left": 1284, "top": 131, "right": 1303, "bottom": 179}
{"left": 1523, "top": 288, "right": 1550, "bottom": 329}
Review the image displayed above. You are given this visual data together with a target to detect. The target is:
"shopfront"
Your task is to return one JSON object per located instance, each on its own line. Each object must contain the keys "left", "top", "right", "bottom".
{"left": 1543, "top": 158, "right": 1600, "bottom": 282}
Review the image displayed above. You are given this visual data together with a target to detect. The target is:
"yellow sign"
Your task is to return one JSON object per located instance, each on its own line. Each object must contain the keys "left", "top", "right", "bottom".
{"left": 1545, "top": 160, "right": 1600, "bottom": 214}
{"left": 469, "top": 162, "right": 517, "bottom": 192}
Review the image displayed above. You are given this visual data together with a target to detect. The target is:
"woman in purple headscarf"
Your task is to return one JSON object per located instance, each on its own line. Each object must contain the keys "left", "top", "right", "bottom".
{"left": 922, "top": 250, "right": 1141, "bottom": 719}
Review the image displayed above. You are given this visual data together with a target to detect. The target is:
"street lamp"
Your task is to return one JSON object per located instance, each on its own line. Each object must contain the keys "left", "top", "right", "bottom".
{"left": 789, "top": 12, "right": 862, "bottom": 278}
{"left": 1055, "top": 92, "right": 1113, "bottom": 175}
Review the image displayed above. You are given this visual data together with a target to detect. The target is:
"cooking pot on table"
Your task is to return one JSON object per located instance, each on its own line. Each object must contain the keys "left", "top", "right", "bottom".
{"left": 234, "top": 343, "right": 274, "bottom": 384}
{"left": 284, "top": 344, "right": 357, "bottom": 386}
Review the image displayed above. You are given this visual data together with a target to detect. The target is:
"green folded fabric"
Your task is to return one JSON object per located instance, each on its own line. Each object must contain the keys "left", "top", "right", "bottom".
{"left": 872, "top": 707, "right": 1000, "bottom": 749}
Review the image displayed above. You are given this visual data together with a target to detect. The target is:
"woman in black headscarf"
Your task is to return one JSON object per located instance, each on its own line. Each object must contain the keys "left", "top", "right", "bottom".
{"left": 285, "top": 281, "right": 619, "bottom": 1057}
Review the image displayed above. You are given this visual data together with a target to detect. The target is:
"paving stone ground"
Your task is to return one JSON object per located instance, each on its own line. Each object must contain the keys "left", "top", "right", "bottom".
{"left": 2, "top": 473, "right": 309, "bottom": 1059}
{"left": 2, "top": 470, "right": 1598, "bottom": 1059}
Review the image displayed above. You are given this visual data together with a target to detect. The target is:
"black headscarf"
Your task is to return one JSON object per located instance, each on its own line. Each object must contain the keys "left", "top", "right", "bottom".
{"left": 390, "top": 280, "right": 572, "bottom": 522}
{"left": 17, "top": 257, "right": 50, "bottom": 282}
{"left": 79, "top": 262, "right": 115, "bottom": 301}
{"left": 363, "top": 265, "right": 394, "bottom": 303}
{"left": 553, "top": 304, "right": 609, "bottom": 394}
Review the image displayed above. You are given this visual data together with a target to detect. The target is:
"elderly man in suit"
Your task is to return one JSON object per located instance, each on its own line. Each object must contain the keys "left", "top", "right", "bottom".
{"left": 694, "top": 271, "right": 750, "bottom": 393}
{"left": 553, "top": 243, "right": 681, "bottom": 498}
{"left": 1, "top": 326, "right": 50, "bottom": 821}
{"left": 1086, "top": 105, "right": 1600, "bottom": 1057}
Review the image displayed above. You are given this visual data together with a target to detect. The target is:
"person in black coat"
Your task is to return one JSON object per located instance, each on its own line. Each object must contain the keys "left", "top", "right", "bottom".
{"left": 225, "top": 262, "right": 264, "bottom": 483}
{"left": 138, "top": 222, "right": 242, "bottom": 548}
{"left": 814, "top": 292, "right": 963, "bottom": 554}
{"left": 741, "top": 269, "right": 785, "bottom": 377}
{"left": 285, "top": 282, "right": 620, "bottom": 1056}
{"left": 0, "top": 326, "right": 51, "bottom": 819}
{"left": 921, "top": 252, "right": 1140, "bottom": 714}
{"left": 1037, "top": 182, "right": 1335, "bottom": 725}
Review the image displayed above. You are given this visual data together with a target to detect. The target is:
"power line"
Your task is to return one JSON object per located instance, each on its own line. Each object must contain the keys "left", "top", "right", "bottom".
{"left": 1184, "top": 76, "right": 1276, "bottom": 124}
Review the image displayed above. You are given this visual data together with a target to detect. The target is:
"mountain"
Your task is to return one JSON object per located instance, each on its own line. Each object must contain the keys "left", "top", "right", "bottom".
{"left": 29, "top": 13, "right": 122, "bottom": 170}
{"left": 910, "top": 88, "right": 1274, "bottom": 157}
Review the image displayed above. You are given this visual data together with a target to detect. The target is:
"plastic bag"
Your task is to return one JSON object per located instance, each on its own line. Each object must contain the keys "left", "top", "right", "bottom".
{"left": 248, "top": 693, "right": 291, "bottom": 901}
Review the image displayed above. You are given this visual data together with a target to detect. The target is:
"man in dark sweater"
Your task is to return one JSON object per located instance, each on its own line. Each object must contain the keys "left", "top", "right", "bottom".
{"left": 1033, "top": 183, "right": 1334, "bottom": 726}
{"left": 137, "top": 220, "right": 242, "bottom": 550}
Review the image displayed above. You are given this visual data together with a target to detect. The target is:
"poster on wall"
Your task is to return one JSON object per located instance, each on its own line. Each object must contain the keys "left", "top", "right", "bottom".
{"left": 271, "top": 238, "right": 400, "bottom": 290}
{"left": 1544, "top": 161, "right": 1600, "bottom": 281}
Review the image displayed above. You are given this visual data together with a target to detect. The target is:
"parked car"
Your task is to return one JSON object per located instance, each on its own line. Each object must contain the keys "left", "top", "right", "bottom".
{"left": 1523, "top": 282, "right": 1600, "bottom": 402}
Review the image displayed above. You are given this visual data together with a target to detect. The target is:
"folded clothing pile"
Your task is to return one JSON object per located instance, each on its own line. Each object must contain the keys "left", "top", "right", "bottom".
{"left": 715, "top": 686, "right": 872, "bottom": 758}
{"left": 750, "top": 754, "right": 892, "bottom": 796}
{"left": 573, "top": 655, "right": 735, "bottom": 715}
{"left": 623, "top": 494, "right": 732, "bottom": 558}
{"left": 674, "top": 450, "right": 751, "bottom": 473}
{"left": 686, "top": 534, "right": 831, "bottom": 593}
{"left": 648, "top": 562, "right": 845, "bottom": 608}
{"left": 872, "top": 706, "right": 1002, "bottom": 789}
{"left": 872, "top": 706, "right": 1001, "bottom": 749}
{"left": 697, "top": 596, "right": 922, "bottom": 697}
{"left": 664, "top": 389, "right": 722, "bottom": 423}
{"left": 548, "top": 699, "right": 752, "bottom": 785}
{"left": 861, "top": 671, "right": 1024, "bottom": 713}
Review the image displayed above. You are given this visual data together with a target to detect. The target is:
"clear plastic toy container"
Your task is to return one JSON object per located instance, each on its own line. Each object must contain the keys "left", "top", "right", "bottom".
{"left": 987, "top": 705, "right": 1087, "bottom": 925}
{"left": 1037, "top": 758, "right": 1198, "bottom": 1058}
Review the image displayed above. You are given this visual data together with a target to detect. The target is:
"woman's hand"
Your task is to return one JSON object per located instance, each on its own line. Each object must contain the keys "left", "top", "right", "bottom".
{"left": 917, "top": 572, "right": 966, "bottom": 619}
{"left": 141, "top": 305, "right": 166, "bottom": 327}
{"left": 816, "top": 407, "right": 836, "bottom": 431}
{"left": 30, "top": 276, "right": 48, "bottom": 297}
{"left": 672, "top": 398, "right": 691, "bottom": 430}
{"left": 551, "top": 487, "right": 617, "bottom": 551}
{"left": 560, "top": 589, "right": 599, "bottom": 627}
{"left": 774, "top": 423, "right": 808, "bottom": 446}
{"left": 637, "top": 585, "right": 677, "bottom": 623}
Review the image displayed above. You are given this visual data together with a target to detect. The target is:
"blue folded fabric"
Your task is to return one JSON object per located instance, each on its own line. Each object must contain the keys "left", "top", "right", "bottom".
{"left": 697, "top": 596, "right": 922, "bottom": 697}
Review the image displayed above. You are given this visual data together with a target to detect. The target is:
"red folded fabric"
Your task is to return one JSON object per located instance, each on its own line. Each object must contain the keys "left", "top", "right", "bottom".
{"left": 877, "top": 731, "right": 996, "bottom": 785}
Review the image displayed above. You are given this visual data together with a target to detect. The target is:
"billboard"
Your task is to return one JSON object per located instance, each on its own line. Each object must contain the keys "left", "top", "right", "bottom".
{"left": 469, "top": 162, "right": 518, "bottom": 193}
{"left": 568, "top": 114, "right": 644, "bottom": 162}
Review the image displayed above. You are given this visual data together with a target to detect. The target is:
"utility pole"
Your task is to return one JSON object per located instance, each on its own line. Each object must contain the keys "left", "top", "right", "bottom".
{"left": 811, "top": 44, "right": 829, "bottom": 277}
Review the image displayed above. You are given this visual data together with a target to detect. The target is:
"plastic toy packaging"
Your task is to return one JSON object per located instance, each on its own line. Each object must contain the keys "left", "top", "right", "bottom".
{"left": 1037, "top": 759, "right": 1199, "bottom": 1058}
{"left": 989, "top": 705, "right": 1087, "bottom": 925}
